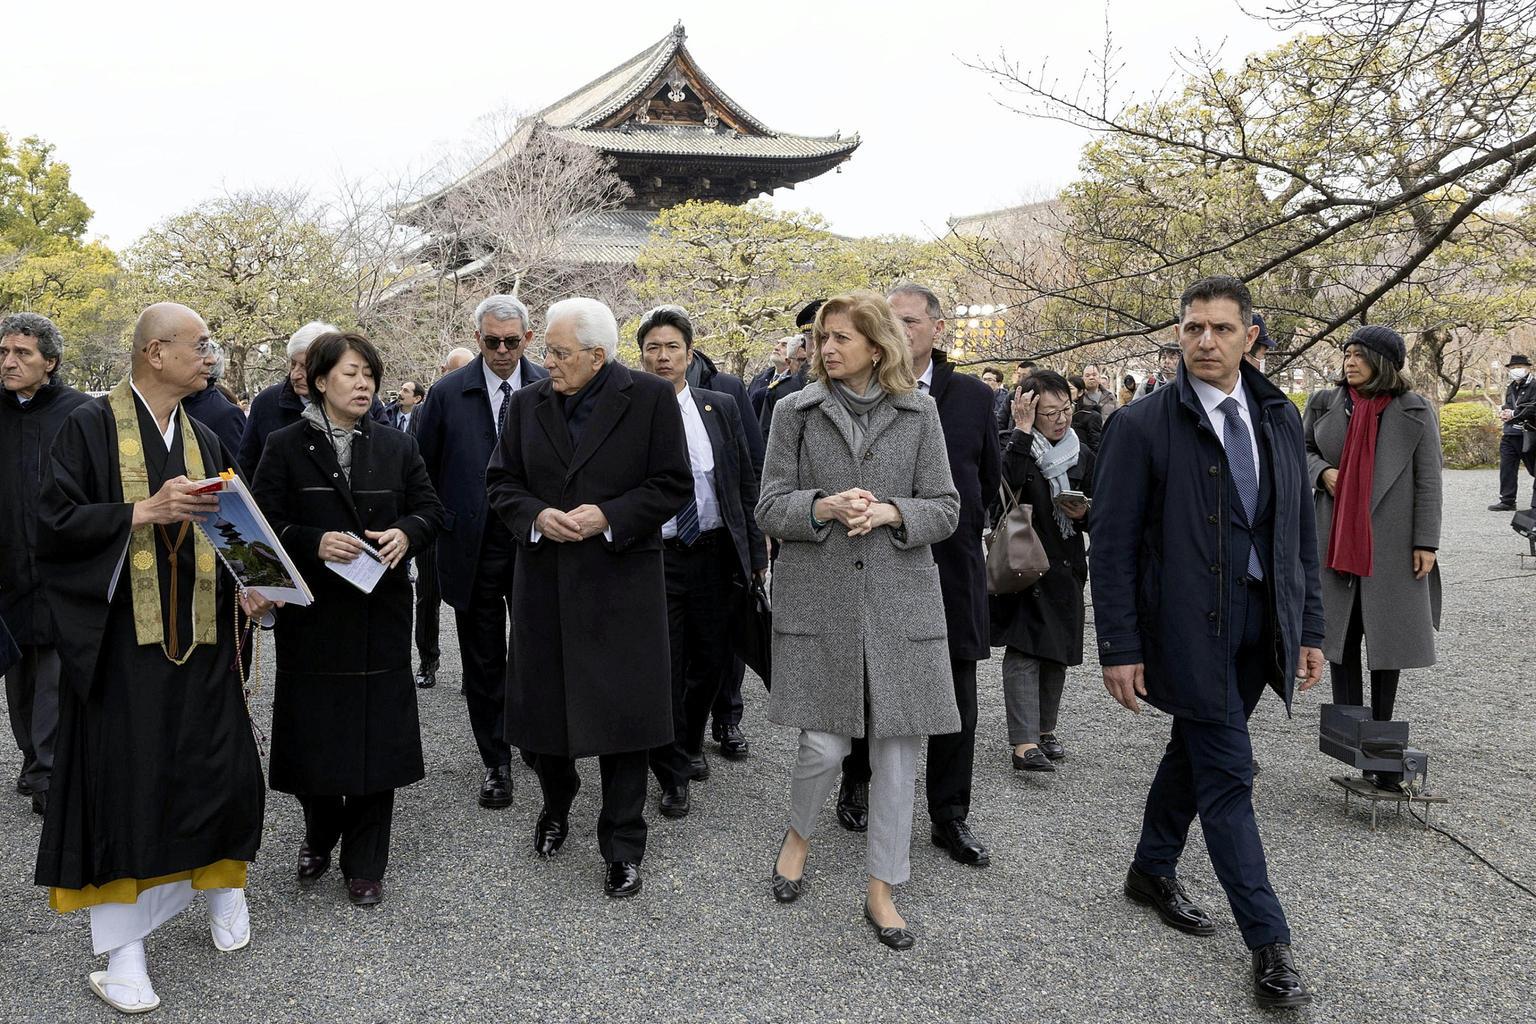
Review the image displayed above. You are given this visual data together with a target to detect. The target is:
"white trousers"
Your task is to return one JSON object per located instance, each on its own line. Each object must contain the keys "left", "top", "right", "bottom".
{"left": 88, "top": 880, "right": 197, "bottom": 955}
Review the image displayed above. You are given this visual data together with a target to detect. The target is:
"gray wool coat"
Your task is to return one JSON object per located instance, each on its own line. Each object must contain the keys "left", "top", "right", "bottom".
{"left": 755, "top": 381, "right": 963, "bottom": 740}
{"left": 1304, "top": 387, "right": 1443, "bottom": 670}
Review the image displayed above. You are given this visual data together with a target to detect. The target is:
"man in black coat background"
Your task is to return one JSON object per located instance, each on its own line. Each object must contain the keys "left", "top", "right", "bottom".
{"left": 415, "top": 299, "right": 548, "bottom": 809}
{"left": 486, "top": 297, "right": 692, "bottom": 899}
{"left": 1091, "top": 276, "right": 1324, "bottom": 1009}
{"left": 0, "top": 313, "right": 92, "bottom": 815}
{"left": 834, "top": 285, "right": 1002, "bottom": 867}
{"left": 181, "top": 340, "right": 246, "bottom": 457}
{"left": 1492, "top": 353, "right": 1536, "bottom": 510}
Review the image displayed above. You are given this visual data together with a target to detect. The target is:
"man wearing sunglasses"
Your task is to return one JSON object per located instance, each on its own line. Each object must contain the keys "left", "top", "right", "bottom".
{"left": 415, "top": 295, "right": 549, "bottom": 811}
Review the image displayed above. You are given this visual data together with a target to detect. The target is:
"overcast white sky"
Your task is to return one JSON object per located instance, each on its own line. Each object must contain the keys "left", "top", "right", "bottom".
{"left": 9, "top": 0, "right": 1285, "bottom": 249}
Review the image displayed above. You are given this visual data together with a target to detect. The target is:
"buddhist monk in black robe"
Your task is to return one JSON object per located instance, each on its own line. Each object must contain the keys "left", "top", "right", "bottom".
{"left": 34, "top": 302, "right": 271, "bottom": 1015}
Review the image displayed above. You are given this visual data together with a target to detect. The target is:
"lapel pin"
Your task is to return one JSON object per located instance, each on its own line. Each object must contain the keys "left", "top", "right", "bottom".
{"left": 704, "top": 404, "right": 713, "bottom": 412}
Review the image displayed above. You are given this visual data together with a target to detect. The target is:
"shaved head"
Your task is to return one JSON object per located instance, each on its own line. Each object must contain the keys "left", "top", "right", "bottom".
{"left": 132, "top": 302, "right": 204, "bottom": 353}
{"left": 442, "top": 347, "right": 475, "bottom": 373}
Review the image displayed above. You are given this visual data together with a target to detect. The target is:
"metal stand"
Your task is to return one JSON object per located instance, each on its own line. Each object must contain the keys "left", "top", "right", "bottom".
{"left": 1330, "top": 775, "right": 1449, "bottom": 831}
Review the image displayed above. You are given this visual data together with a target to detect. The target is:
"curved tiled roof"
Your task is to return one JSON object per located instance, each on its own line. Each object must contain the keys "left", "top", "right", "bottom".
{"left": 549, "top": 125, "right": 859, "bottom": 160}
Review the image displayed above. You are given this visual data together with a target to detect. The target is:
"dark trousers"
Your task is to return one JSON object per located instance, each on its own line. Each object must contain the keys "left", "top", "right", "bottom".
{"left": 453, "top": 521, "right": 515, "bottom": 770}
{"left": 534, "top": 750, "right": 649, "bottom": 864}
{"left": 841, "top": 656, "right": 977, "bottom": 824}
{"left": 650, "top": 534, "right": 735, "bottom": 788}
{"left": 299, "top": 790, "right": 396, "bottom": 881}
{"left": 413, "top": 547, "right": 441, "bottom": 669}
{"left": 5, "top": 645, "right": 60, "bottom": 794}
{"left": 710, "top": 658, "right": 746, "bottom": 731}
{"left": 1497, "top": 433, "right": 1536, "bottom": 506}
{"left": 1133, "top": 579, "right": 1291, "bottom": 950}
{"left": 1329, "top": 588, "right": 1400, "bottom": 721}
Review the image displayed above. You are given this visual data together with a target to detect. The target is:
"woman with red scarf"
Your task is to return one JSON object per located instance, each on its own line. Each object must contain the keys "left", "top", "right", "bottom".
{"left": 1303, "top": 325, "right": 1442, "bottom": 786}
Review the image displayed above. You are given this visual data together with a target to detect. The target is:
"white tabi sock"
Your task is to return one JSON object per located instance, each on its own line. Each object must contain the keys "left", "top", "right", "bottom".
{"left": 206, "top": 887, "right": 251, "bottom": 952}
{"left": 100, "top": 939, "right": 157, "bottom": 1007}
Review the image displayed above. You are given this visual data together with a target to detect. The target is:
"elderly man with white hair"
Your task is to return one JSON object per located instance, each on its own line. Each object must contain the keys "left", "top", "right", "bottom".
{"left": 182, "top": 339, "right": 246, "bottom": 455}
{"left": 486, "top": 296, "right": 692, "bottom": 898}
{"left": 236, "top": 320, "right": 389, "bottom": 476}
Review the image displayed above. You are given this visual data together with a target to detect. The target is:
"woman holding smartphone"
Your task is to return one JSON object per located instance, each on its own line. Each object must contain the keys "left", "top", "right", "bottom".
{"left": 989, "top": 370, "right": 1094, "bottom": 772}
{"left": 253, "top": 331, "right": 443, "bottom": 906}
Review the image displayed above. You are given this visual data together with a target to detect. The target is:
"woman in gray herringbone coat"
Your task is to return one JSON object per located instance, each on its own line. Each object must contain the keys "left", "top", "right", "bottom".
{"left": 756, "top": 292, "right": 961, "bottom": 951}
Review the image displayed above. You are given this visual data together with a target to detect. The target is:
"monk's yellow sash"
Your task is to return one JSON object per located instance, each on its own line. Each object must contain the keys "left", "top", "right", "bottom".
{"left": 108, "top": 379, "right": 218, "bottom": 664}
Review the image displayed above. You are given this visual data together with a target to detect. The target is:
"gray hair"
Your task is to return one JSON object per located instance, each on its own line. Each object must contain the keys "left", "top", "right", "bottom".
{"left": 887, "top": 283, "right": 945, "bottom": 321}
{"left": 783, "top": 335, "right": 805, "bottom": 357}
{"left": 0, "top": 312, "right": 64, "bottom": 380}
{"left": 545, "top": 297, "right": 618, "bottom": 360}
{"left": 207, "top": 339, "right": 228, "bottom": 380}
{"left": 474, "top": 294, "right": 531, "bottom": 333}
{"left": 287, "top": 320, "right": 340, "bottom": 360}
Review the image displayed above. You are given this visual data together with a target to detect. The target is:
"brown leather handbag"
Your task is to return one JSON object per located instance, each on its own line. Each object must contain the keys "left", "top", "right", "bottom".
{"left": 985, "top": 480, "right": 1050, "bottom": 594}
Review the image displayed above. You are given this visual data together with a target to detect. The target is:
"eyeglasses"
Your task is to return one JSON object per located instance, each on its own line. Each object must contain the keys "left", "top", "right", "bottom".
{"left": 481, "top": 335, "right": 524, "bottom": 351}
{"left": 540, "top": 344, "right": 595, "bottom": 361}
{"left": 156, "top": 337, "right": 216, "bottom": 356}
{"left": 1036, "top": 405, "right": 1074, "bottom": 422}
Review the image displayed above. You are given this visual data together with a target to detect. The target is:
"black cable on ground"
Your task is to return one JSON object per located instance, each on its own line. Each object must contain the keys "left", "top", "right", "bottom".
{"left": 1407, "top": 803, "right": 1536, "bottom": 901}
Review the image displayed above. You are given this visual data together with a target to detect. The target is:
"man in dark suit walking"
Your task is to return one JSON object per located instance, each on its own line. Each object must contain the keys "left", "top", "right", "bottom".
{"left": 1091, "top": 276, "right": 1324, "bottom": 1009}
{"left": 392, "top": 381, "right": 423, "bottom": 433}
{"left": 833, "top": 285, "right": 1002, "bottom": 866}
{"left": 636, "top": 306, "right": 767, "bottom": 817}
{"left": 414, "top": 297, "right": 548, "bottom": 809}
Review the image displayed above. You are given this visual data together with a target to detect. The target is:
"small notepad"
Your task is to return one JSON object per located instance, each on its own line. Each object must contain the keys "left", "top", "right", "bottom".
{"left": 325, "top": 533, "right": 387, "bottom": 594}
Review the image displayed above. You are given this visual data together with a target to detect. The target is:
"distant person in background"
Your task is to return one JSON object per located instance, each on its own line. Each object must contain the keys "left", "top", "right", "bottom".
{"left": 1304, "top": 326, "right": 1441, "bottom": 786}
{"left": 1079, "top": 363, "right": 1117, "bottom": 421}
{"left": 760, "top": 302, "right": 823, "bottom": 437}
{"left": 747, "top": 336, "right": 791, "bottom": 420}
{"left": 998, "top": 361, "right": 1038, "bottom": 432}
{"left": 0, "top": 313, "right": 91, "bottom": 816}
{"left": 984, "top": 367, "right": 1011, "bottom": 438}
{"left": 1134, "top": 341, "right": 1183, "bottom": 400}
{"left": 392, "top": 382, "right": 423, "bottom": 433}
{"left": 1068, "top": 373, "right": 1104, "bottom": 453}
{"left": 1245, "top": 313, "right": 1276, "bottom": 373}
{"left": 1492, "top": 353, "right": 1536, "bottom": 511}
{"left": 1118, "top": 373, "right": 1136, "bottom": 408}
{"left": 183, "top": 340, "right": 246, "bottom": 456}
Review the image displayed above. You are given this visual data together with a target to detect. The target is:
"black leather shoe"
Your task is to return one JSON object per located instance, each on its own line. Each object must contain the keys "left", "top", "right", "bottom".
{"left": 1124, "top": 865, "right": 1217, "bottom": 936}
{"left": 1252, "top": 943, "right": 1312, "bottom": 1008}
{"left": 604, "top": 860, "right": 642, "bottom": 898}
{"left": 930, "top": 818, "right": 990, "bottom": 867}
{"left": 346, "top": 878, "right": 383, "bottom": 906}
{"left": 718, "top": 723, "right": 749, "bottom": 760}
{"left": 1252, "top": 757, "right": 1263, "bottom": 777}
{"left": 771, "top": 830, "right": 805, "bottom": 903}
{"left": 686, "top": 753, "right": 710, "bottom": 782}
{"left": 297, "top": 844, "right": 331, "bottom": 881}
{"left": 659, "top": 784, "right": 691, "bottom": 818}
{"left": 1012, "top": 747, "right": 1056, "bottom": 772}
{"left": 479, "top": 764, "right": 513, "bottom": 809}
{"left": 1489, "top": 502, "right": 1516, "bottom": 511}
{"left": 16, "top": 774, "right": 31, "bottom": 796}
{"left": 1038, "top": 733, "right": 1066, "bottom": 762}
{"left": 533, "top": 810, "right": 568, "bottom": 859}
{"left": 863, "top": 902, "right": 916, "bottom": 950}
{"left": 414, "top": 660, "right": 438, "bottom": 688}
{"left": 31, "top": 790, "right": 47, "bottom": 817}
{"left": 835, "top": 776, "right": 868, "bottom": 832}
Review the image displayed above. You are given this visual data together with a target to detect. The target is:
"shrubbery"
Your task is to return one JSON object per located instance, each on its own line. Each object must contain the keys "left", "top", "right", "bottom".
{"left": 1439, "top": 403, "right": 1501, "bottom": 468}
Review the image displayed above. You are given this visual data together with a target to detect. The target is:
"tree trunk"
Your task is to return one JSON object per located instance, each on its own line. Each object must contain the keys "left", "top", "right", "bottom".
{"left": 1409, "top": 327, "right": 1451, "bottom": 406}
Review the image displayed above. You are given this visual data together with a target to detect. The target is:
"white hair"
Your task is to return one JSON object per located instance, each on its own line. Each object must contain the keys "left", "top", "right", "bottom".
{"left": 783, "top": 335, "right": 805, "bottom": 356}
{"left": 545, "top": 297, "right": 618, "bottom": 360}
{"left": 287, "top": 320, "right": 340, "bottom": 360}
{"left": 207, "top": 339, "right": 227, "bottom": 380}
{"left": 474, "top": 294, "right": 530, "bottom": 332}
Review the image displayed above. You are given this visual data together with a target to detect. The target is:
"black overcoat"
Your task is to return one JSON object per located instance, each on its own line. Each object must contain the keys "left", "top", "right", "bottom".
{"left": 927, "top": 358, "right": 1003, "bottom": 662}
{"left": 414, "top": 354, "right": 549, "bottom": 611}
{"left": 237, "top": 378, "right": 388, "bottom": 479}
{"left": 0, "top": 381, "right": 92, "bottom": 645}
{"left": 688, "top": 387, "right": 767, "bottom": 580}
{"left": 485, "top": 363, "right": 692, "bottom": 758}
{"left": 183, "top": 380, "right": 246, "bottom": 458}
{"left": 253, "top": 417, "right": 443, "bottom": 795}
{"left": 989, "top": 430, "right": 1095, "bottom": 665}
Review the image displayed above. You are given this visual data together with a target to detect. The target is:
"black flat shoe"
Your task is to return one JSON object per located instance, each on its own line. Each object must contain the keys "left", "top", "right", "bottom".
{"left": 1038, "top": 733, "right": 1066, "bottom": 762}
{"left": 863, "top": 902, "right": 915, "bottom": 950}
{"left": 686, "top": 753, "right": 710, "bottom": 782}
{"left": 604, "top": 860, "right": 642, "bottom": 898}
{"left": 297, "top": 843, "right": 331, "bottom": 881}
{"left": 771, "top": 831, "right": 805, "bottom": 903}
{"left": 930, "top": 818, "right": 990, "bottom": 867}
{"left": 533, "top": 810, "right": 568, "bottom": 859}
{"left": 835, "top": 776, "right": 868, "bottom": 832}
{"left": 659, "top": 784, "right": 691, "bottom": 819}
{"left": 414, "top": 661, "right": 437, "bottom": 688}
{"left": 718, "top": 723, "right": 749, "bottom": 760}
{"left": 346, "top": 878, "right": 383, "bottom": 907}
{"left": 1252, "top": 943, "right": 1312, "bottom": 1008}
{"left": 1124, "top": 865, "right": 1217, "bottom": 936}
{"left": 1012, "top": 747, "right": 1055, "bottom": 772}
{"left": 479, "top": 764, "right": 513, "bottom": 809}
{"left": 1489, "top": 502, "right": 1516, "bottom": 511}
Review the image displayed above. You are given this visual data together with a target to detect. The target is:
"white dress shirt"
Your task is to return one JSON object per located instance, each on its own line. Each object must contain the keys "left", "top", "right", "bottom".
{"left": 916, "top": 359, "right": 934, "bottom": 394}
{"left": 484, "top": 359, "right": 523, "bottom": 426}
{"left": 1189, "top": 373, "right": 1261, "bottom": 479}
{"left": 662, "top": 385, "right": 721, "bottom": 539}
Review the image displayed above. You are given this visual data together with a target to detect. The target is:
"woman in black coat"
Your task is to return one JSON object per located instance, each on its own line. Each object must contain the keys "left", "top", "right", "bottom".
{"left": 989, "top": 371, "right": 1094, "bottom": 772}
{"left": 253, "top": 331, "right": 443, "bottom": 907}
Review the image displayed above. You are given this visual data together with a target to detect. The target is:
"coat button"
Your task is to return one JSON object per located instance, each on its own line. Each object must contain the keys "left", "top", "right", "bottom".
{"left": 1208, "top": 465, "right": 1220, "bottom": 476}
{"left": 1208, "top": 514, "right": 1219, "bottom": 525}
{"left": 864, "top": 450, "right": 873, "bottom": 460}
{"left": 1210, "top": 564, "right": 1219, "bottom": 574}
{"left": 332, "top": 472, "right": 339, "bottom": 478}
{"left": 854, "top": 560, "right": 863, "bottom": 570}
{"left": 1208, "top": 610, "right": 1218, "bottom": 621}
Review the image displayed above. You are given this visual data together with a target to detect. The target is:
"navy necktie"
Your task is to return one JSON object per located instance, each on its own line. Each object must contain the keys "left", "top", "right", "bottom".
{"left": 675, "top": 496, "right": 700, "bottom": 545}
{"left": 1218, "top": 397, "right": 1263, "bottom": 580}
{"left": 496, "top": 380, "right": 512, "bottom": 437}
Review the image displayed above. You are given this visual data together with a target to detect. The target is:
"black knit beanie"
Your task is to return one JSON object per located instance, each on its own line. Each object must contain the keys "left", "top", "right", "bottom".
{"left": 1344, "top": 325, "right": 1405, "bottom": 370}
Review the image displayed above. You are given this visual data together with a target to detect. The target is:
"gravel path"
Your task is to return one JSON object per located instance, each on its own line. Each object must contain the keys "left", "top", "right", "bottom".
{"left": 1, "top": 469, "right": 1531, "bottom": 1023}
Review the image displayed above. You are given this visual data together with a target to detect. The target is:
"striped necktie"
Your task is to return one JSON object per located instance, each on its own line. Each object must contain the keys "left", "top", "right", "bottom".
{"left": 675, "top": 496, "right": 700, "bottom": 546}
{"left": 1218, "top": 397, "right": 1264, "bottom": 580}
{"left": 496, "top": 380, "right": 512, "bottom": 437}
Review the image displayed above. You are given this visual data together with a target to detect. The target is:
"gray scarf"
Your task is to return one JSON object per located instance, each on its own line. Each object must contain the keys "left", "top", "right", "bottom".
{"left": 830, "top": 378, "right": 887, "bottom": 450}
{"left": 1031, "top": 427, "right": 1082, "bottom": 537}
{"left": 303, "top": 402, "right": 362, "bottom": 483}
